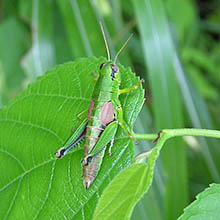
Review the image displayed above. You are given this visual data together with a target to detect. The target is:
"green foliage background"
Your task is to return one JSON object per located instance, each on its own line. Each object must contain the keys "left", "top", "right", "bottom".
{"left": 0, "top": 0, "right": 220, "bottom": 219}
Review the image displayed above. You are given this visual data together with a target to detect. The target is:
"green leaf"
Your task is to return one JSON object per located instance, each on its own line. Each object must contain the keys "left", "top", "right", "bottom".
{"left": 0, "top": 57, "right": 144, "bottom": 219}
{"left": 132, "top": 107, "right": 164, "bottom": 220}
{"left": 93, "top": 132, "right": 165, "bottom": 220}
{"left": 178, "top": 184, "right": 220, "bottom": 220}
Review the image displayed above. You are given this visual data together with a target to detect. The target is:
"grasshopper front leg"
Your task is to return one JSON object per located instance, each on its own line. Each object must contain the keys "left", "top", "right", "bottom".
{"left": 116, "top": 79, "right": 144, "bottom": 139}
{"left": 116, "top": 105, "right": 135, "bottom": 140}
{"left": 119, "top": 79, "right": 144, "bottom": 95}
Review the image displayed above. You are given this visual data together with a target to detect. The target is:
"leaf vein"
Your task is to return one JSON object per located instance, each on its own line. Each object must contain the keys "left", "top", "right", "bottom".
{"left": 33, "top": 160, "right": 56, "bottom": 219}
{"left": 0, "top": 119, "right": 64, "bottom": 143}
{"left": 3, "top": 177, "right": 23, "bottom": 220}
{"left": 0, "top": 149, "right": 26, "bottom": 171}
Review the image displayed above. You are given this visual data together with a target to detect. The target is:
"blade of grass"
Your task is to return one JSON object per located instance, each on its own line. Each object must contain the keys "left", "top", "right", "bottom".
{"left": 132, "top": 0, "right": 188, "bottom": 219}
{"left": 19, "top": 0, "right": 56, "bottom": 79}
{"left": 53, "top": 3, "right": 73, "bottom": 64}
{"left": 57, "top": 0, "right": 133, "bottom": 67}
{"left": 57, "top": 0, "right": 106, "bottom": 58}
{"left": 174, "top": 55, "right": 220, "bottom": 182}
{"left": 96, "top": 0, "right": 132, "bottom": 66}
{"left": 0, "top": 62, "right": 6, "bottom": 108}
{"left": 0, "top": 16, "right": 29, "bottom": 105}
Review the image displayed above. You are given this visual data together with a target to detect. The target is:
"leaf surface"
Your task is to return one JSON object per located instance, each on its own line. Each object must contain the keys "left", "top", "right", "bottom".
{"left": 178, "top": 184, "right": 220, "bottom": 220}
{"left": 94, "top": 132, "right": 165, "bottom": 220}
{"left": 0, "top": 57, "right": 144, "bottom": 219}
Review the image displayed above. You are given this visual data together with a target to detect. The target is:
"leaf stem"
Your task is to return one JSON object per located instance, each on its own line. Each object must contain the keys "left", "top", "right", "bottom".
{"left": 133, "top": 133, "right": 158, "bottom": 140}
{"left": 162, "top": 128, "right": 220, "bottom": 139}
{"left": 132, "top": 128, "right": 220, "bottom": 163}
{"left": 133, "top": 128, "right": 220, "bottom": 141}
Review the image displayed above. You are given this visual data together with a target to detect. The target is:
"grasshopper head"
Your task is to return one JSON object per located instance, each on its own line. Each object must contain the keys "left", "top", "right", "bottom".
{"left": 99, "top": 61, "right": 120, "bottom": 81}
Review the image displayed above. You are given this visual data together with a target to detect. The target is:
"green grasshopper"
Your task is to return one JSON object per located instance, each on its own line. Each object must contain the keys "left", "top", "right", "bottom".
{"left": 55, "top": 23, "right": 143, "bottom": 189}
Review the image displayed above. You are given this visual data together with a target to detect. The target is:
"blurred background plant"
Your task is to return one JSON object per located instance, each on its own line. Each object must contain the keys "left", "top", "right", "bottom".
{"left": 0, "top": 0, "right": 219, "bottom": 219}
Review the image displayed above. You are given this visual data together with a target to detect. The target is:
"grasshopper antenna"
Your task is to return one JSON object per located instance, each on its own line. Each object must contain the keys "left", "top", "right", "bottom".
{"left": 99, "top": 22, "right": 111, "bottom": 61}
{"left": 114, "top": 33, "right": 133, "bottom": 64}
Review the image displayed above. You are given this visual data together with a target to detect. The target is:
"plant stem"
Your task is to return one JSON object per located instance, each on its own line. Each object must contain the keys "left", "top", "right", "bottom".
{"left": 163, "top": 128, "right": 220, "bottom": 139}
{"left": 133, "top": 133, "right": 158, "bottom": 140}
{"left": 132, "top": 128, "right": 220, "bottom": 164}
{"left": 134, "top": 128, "right": 220, "bottom": 141}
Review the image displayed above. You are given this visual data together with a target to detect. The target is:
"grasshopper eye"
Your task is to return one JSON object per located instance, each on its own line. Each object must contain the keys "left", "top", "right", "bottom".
{"left": 111, "top": 64, "right": 119, "bottom": 73}
{"left": 100, "top": 62, "right": 107, "bottom": 69}
{"left": 110, "top": 64, "right": 119, "bottom": 80}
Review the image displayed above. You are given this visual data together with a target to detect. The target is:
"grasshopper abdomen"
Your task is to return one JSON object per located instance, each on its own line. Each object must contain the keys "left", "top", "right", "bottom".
{"left": 83, "top": 66, "right": 117, "bottom": 188}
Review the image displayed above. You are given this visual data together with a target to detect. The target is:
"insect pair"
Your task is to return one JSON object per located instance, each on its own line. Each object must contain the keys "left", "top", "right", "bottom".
{"left": 55, "top": 23, "right": 143, "bottom": 189}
